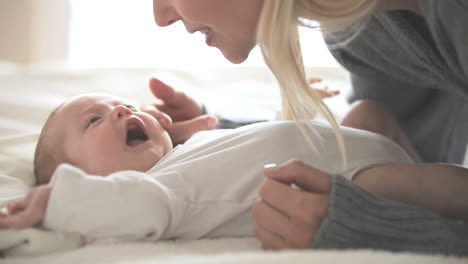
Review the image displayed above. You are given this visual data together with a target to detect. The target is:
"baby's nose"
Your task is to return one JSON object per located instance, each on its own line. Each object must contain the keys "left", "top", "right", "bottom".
{"left": 113, "top": 105, "right": 133, "bottom": 119}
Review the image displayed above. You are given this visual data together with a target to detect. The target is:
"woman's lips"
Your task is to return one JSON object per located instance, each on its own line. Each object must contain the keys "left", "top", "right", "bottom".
{"left": 205, "top": 30, "right": 214, "bottom": 47}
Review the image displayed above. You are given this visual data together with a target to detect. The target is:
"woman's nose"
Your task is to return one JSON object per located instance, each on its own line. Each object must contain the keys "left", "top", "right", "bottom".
{"left": 112, "top": 105, "right": 133, "bottom": 120}
{"left": 153, "top": 0, "right": 179, "bottom": 27}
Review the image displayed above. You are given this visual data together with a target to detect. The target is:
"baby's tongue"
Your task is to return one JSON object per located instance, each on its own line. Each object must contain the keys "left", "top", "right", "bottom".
{"left": 127, "top": 138, "right": 145, "bottom": 147}
{"left": 126, "top": 125, "right": 147, "bottom": 147}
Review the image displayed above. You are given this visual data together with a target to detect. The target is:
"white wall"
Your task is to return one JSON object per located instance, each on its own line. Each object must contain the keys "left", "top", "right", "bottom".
{"left": 0, "top": 0, "right": 70, "bottom": 64}
{"left": 0, "top": 0, "right": 32, "bottom": 64}
{"left": 67, "top": 0, "right": 338, "bottom": 69}
{"left": 0, "top": 0, "right": 338, "bottom": 68}
{"left": 29, "top": 0, "right": 70, "bottom": 64}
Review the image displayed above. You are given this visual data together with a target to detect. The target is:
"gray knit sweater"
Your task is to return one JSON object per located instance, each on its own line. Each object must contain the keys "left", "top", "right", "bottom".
{"left": 325, "top": 1, "right": 468, "bottom": 163}
{"left": 312, "top": 0, "right": 468, "bottom": 255}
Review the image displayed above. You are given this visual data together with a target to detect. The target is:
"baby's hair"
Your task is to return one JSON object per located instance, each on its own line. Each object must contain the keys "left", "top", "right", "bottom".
{"left": 33, "top": 103, "right": 66, "bottom": 185}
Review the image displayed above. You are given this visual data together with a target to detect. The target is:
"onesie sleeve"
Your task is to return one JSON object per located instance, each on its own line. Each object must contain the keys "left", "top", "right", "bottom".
{"left": 311, "top": 175, "right": 468, "bottom": 256}
{"left": 42, "top": 164, "right": 178, "bottom": 241}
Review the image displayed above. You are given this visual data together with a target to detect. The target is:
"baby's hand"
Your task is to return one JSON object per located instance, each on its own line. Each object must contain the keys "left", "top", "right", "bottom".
{"left": 0, "top": 185, "right": 52, "bottom": 229}
{"left": 308, "top": 77, "right": 340, "bottom": 98}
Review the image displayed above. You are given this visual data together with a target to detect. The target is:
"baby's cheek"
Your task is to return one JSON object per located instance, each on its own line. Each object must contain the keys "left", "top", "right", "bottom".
{"left": 140, "top": 150, "right": 164, "bottom": 171}
{"left": 85, "top": 141, "right": 123, "bottom": 175}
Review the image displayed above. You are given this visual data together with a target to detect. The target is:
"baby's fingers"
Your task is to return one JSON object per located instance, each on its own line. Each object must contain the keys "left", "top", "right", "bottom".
{"left": 6, "top": 199, "right": 27, "bottom": 214}
{"left": 0, "top": 214, "right": 11, "bottom": 228}
{"left": 0, "top": 213, "right": 22, "bottom": 229}
{"left": 0, "top": 206, "right": 8, "bottom": 217}
{"left": 0, "top": 210, "right": 40, "bottom": 229}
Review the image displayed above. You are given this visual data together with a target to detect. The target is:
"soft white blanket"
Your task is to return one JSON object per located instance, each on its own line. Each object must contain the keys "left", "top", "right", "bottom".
{"left": 3, "top": 236, "right": 468, "bottom": 264}
{"left": 0, "top": 228, "right": 84, "bottom": 257}
{"left": 0, "top": 64, "right": 466, "bottom": 263}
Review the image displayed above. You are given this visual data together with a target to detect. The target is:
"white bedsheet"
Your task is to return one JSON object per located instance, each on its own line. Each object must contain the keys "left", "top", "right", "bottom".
{"left": 0, "top": 64, "right": 466, "bottom": 263}
{"left": 3, "top": 237, "right": 467, "bottom": 264}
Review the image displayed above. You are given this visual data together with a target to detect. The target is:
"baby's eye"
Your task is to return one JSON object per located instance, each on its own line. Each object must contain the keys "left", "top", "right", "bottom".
{"left": 124, "top": 104, "right": 138, "bottom": 112}
{"left": 86, "top": 116, "right": 101, "bottom": 129}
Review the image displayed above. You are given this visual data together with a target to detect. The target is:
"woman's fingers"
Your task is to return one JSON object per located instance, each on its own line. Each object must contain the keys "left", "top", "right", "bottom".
{"left": 148, "top": 77, "right": 176, "bottom": 105}
{"left": 149, "top": 77, "right": 194, "bottom": 110}
{"left": 252, "top": 200, "right": 289, "bottom": 250}
{"left": 253, "top": 187, "right": 325, "bottom": 249}
{"left": 141, "top": 104, "right": 217, "bottom": 144}
{"left": 144, "top": 109, "right": 173, "bottom": 130}
{"left": 253, "top": 220, "right": 289, "bottom": 250}
{"left": 148, "top": 77, "right": 204, "bottom": 121}
{"left": 253, "top": 199, "right": 290, "bottom": 234}
{"left": 140, "top": 106, "right": 173, "bottom": 129}
{"left": 253, "top": 160, "right": 333, "bottom": 249}
{"left": 259, "top": 178, "right": 328, "bottom": 224}
{"left": 167, "top": 115, "right": 218, "bottom": 144}
{"left": 263, "top": 160, "right": 331, "bottom": 193}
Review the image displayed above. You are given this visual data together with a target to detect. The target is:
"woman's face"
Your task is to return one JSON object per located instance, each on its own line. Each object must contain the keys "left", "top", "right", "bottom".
{"left": 153, "top": 0, "right": 264, "bottom": 64}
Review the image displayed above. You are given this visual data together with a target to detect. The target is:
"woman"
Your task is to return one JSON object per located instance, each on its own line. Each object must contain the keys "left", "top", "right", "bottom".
{"left": 149, "top": 0, "right": 468, "bottom": 255}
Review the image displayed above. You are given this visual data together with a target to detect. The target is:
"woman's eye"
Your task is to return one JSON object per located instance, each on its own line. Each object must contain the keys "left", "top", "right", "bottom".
{"left": 124, "top": 104, "right": 137, "bottom": 111}
{"left": 86, "top": 116, "right": 101, "bottom": 129}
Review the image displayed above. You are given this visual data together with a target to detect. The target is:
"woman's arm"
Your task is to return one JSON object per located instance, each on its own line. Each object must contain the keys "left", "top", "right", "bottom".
{"left": 354, "top": 162, "right": 468, "bottom": 219}
{"left": 253, "top": 160, "right": 468, "bottom": 255}
{"left": 313, "top": 173, "right": 468, "bottom": 255}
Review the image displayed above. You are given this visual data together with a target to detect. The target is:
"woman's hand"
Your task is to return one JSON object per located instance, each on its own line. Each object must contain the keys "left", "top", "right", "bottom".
{"left": 0, "top": 185, "right": 52, "bottom": 229}
{"left": 252, "top": 160, "right": 332, "bottom": 250}
{"left": 141, "top": 77, "right": 218, "bottom": 144}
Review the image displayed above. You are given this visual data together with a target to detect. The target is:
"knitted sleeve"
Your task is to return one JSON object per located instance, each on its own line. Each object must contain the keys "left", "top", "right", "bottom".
{"left": 311, "top": 175, "right": 468, "bottom": 256}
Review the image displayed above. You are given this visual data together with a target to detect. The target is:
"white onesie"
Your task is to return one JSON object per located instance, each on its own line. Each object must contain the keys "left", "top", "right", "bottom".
{"left": 43, "top": 121, "right": 413, "bottom": 241}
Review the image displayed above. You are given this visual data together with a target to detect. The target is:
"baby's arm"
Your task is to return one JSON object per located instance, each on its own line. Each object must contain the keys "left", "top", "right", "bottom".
{"left": 354, "top": 162, "right": 468, "bottom": 219}
{"left": 341, "top": 99, "right": 422, "bottom": 162}
{"left": 41, "top": 164, "right": 178, "bottom": 241}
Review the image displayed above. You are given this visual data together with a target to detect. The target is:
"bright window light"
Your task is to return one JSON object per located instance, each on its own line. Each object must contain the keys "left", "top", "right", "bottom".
{"left": 68, "top": 0, "right": 338, "bottom": 69}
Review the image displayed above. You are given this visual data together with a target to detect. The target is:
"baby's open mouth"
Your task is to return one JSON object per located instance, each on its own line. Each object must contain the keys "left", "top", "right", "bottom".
{"left": 126, "top": 124, "right": 149, "bottom": 147}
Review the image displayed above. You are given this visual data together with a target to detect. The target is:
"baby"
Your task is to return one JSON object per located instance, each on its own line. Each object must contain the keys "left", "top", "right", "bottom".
{"left": 33, "top": 93, "right": 174, "bottom": 185}
{"left": 0, "top": 93, "right": 413, "bottom": 242}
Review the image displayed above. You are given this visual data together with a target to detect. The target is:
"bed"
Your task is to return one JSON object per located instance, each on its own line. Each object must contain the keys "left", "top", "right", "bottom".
{"left": 0, "top": 63, "right": 466, "bottom": 263}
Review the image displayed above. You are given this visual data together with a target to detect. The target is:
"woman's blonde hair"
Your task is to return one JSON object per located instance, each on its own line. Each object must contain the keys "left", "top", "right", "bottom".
{"left": 257, "top": 0, "right": 377, "bottom": 167}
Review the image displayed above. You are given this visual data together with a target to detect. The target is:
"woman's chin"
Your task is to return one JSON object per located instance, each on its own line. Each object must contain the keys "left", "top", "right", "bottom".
{"left": 221, "top": 48, "right": 250, "bottom": 64}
